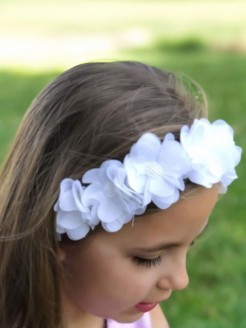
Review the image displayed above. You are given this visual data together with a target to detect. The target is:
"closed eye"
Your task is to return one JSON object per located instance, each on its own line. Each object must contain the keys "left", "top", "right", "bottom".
{"left": 133, "top": 256, "right": 162, "bottom": 268}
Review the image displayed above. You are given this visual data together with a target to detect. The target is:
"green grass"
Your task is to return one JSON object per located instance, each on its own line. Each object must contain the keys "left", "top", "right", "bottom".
{"left": 0, "top": 70, "right": 59, "bottom": 161}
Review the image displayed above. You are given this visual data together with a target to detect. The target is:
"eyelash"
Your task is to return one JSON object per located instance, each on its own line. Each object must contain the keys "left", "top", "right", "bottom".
{"left": 133, "top": 240, "right": 197, "bottom": 268}
{"left": 133, "top": 256, "right": 162, "bottom": 268}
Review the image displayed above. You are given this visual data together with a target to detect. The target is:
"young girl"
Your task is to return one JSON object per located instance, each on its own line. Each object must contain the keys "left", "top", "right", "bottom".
{"left": 0, "top": 61, "right": 241, "bottom": 328}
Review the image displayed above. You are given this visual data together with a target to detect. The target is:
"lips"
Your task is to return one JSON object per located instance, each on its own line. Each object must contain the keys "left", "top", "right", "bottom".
{"left": 135, "top": 302, "right": 158, "bottom": 312}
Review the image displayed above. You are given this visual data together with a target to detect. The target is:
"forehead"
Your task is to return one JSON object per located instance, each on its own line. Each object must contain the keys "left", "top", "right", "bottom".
{"left": 94, "top": 187, "right": 218, "bottom": 248}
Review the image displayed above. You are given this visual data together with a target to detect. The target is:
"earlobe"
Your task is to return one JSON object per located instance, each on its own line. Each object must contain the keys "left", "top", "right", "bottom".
{"left": 57, "top": 247, "right": 66, "bottom": 262}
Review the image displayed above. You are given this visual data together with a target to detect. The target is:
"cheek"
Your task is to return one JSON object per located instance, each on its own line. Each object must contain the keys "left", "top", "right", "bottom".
{"left": 84, "top": 257, "right": 150, "bottom": 298}
{"left": 66, "top": 255, "right": 154, "bottom": 315}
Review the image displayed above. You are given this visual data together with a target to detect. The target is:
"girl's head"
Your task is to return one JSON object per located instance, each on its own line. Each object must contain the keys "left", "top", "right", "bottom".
{"left": 0, "top": 61, "right": 241, "bottom": 327}
{"left": 0, "top": 61, "right": 208, "bottom": 249}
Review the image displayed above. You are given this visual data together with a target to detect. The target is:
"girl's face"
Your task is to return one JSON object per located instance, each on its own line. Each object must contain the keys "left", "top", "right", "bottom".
{"left": 60, "top": 187, "right": 218, "bottom": 323}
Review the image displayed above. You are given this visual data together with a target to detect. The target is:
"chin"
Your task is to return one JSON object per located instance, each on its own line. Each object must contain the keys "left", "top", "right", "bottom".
{"left": 108, "top": 311, "right": 143, "bottom": 323}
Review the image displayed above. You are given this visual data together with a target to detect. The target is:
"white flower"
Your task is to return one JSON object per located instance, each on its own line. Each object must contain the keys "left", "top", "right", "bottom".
{"left": 180, "top": 118, "right": 242, "bottom": 189}
{"left": 54, "top": 179, "right": 96, "bottom": 240}
{"left": 124, "top": 133, "right": 191, "bottom": 209}
{"left": 82, "top": 160, "right": 145, "bottom": 232}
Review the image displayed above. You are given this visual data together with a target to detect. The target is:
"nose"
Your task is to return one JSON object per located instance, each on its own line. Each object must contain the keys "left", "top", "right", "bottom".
{"left": 157, "top": 257, "right": 189, "bottom": 291}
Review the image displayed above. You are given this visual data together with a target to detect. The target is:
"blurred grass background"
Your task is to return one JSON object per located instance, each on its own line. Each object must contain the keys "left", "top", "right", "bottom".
{"left": 0, "top": 1, "right": 245, "bottom": 327}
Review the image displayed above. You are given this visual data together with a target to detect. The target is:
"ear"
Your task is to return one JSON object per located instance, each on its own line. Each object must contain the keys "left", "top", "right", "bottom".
{"left": 57, "top": 246, "right": 66, "bottom": 262}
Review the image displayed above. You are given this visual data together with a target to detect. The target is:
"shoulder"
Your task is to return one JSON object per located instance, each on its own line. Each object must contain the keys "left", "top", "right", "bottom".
{"left": 150, "top": 305, "right": 170, "bottom": 328}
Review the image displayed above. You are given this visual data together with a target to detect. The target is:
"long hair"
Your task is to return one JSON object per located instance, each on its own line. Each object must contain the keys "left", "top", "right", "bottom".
{"left": 0, "top": 61, "right": 207, "bottom": 327}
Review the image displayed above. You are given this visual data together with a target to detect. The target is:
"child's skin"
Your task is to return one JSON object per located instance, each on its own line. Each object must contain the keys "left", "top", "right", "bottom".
{"left": 60, "top": 186, "right": 218, "bottom": 328}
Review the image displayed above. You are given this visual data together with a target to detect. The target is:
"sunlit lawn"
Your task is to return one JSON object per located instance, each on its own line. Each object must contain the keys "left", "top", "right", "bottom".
{"left": 0, "top": 1, "right": 246, "bottom": 327}
{"left": 0, "top": 0, "right": 245, "bottom": 69}
{"left": 2, "top": 0, "right": 245, "bottom": 36}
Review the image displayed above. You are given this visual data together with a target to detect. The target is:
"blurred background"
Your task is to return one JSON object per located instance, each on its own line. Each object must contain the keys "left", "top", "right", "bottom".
{"left": 0, "top": 0, "right": 245, "bottom": 327}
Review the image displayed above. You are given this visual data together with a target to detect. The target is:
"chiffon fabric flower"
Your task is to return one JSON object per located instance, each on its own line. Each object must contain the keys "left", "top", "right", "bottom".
{"left": 124, "top": 133, "right": 191, "bottom": 209}
{"left": 180, "top": 118, "right": 242, "bottom": 191}
{"left": 82, "top": 160, "right": 145, "bottom": 233}
{"left": 54, "top": 179, "right": 98, "bottom": 240}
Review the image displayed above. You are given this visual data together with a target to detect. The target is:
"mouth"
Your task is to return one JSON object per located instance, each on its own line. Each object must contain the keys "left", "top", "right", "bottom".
{"left": 135, "top": 292, "right": 172, "bottom": 312}
{"left": 135, "top": 302, "right": 158, "bottom": 312}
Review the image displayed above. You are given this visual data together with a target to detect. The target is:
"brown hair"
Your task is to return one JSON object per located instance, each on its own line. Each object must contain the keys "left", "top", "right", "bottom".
{"left": 0, "top": 61, "right": 207, "bottom": 327}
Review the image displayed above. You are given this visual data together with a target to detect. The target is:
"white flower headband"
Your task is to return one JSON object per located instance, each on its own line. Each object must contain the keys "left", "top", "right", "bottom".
{"left": 54, "top": 118, "right": 242, "bottom": 241}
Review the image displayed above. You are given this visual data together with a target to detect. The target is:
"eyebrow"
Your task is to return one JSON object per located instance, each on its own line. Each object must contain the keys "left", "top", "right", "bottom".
{"left": 134, "top": 223, "right": 209, "bottom": 253}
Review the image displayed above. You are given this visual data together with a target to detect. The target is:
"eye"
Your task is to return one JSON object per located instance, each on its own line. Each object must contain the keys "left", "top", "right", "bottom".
{"left": 133, "top": 256, "right": 161, "bottom": 268}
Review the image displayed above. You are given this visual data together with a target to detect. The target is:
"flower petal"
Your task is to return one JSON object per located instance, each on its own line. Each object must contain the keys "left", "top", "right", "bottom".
{"left": 102, "top": 220, "right": 124, "bottom": 232}
{"left": 149, "top": 178, "right": 176, "bottom": 198}
{"left": 82, "top": 168, "right": 101, "bottom": 184}
{"left": 72, "top": 180, "right": 86, "bottom": 212}
{"left": 129, "top": 133, "right": 161, "bottom": 163}
{"left": 98, "top": 198, "right": 123, "bottom": 222}
{"left": 56, "top": 211, "right": 83, "bottom": 229}
{"left": 59, "top": 190, "right": 77, "bottom": 211}
{"left": 66, "top": 223, "right": 90, "bottom": 240}
{"left": 152, "top": 189, "right": 179, "bottom": 209}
